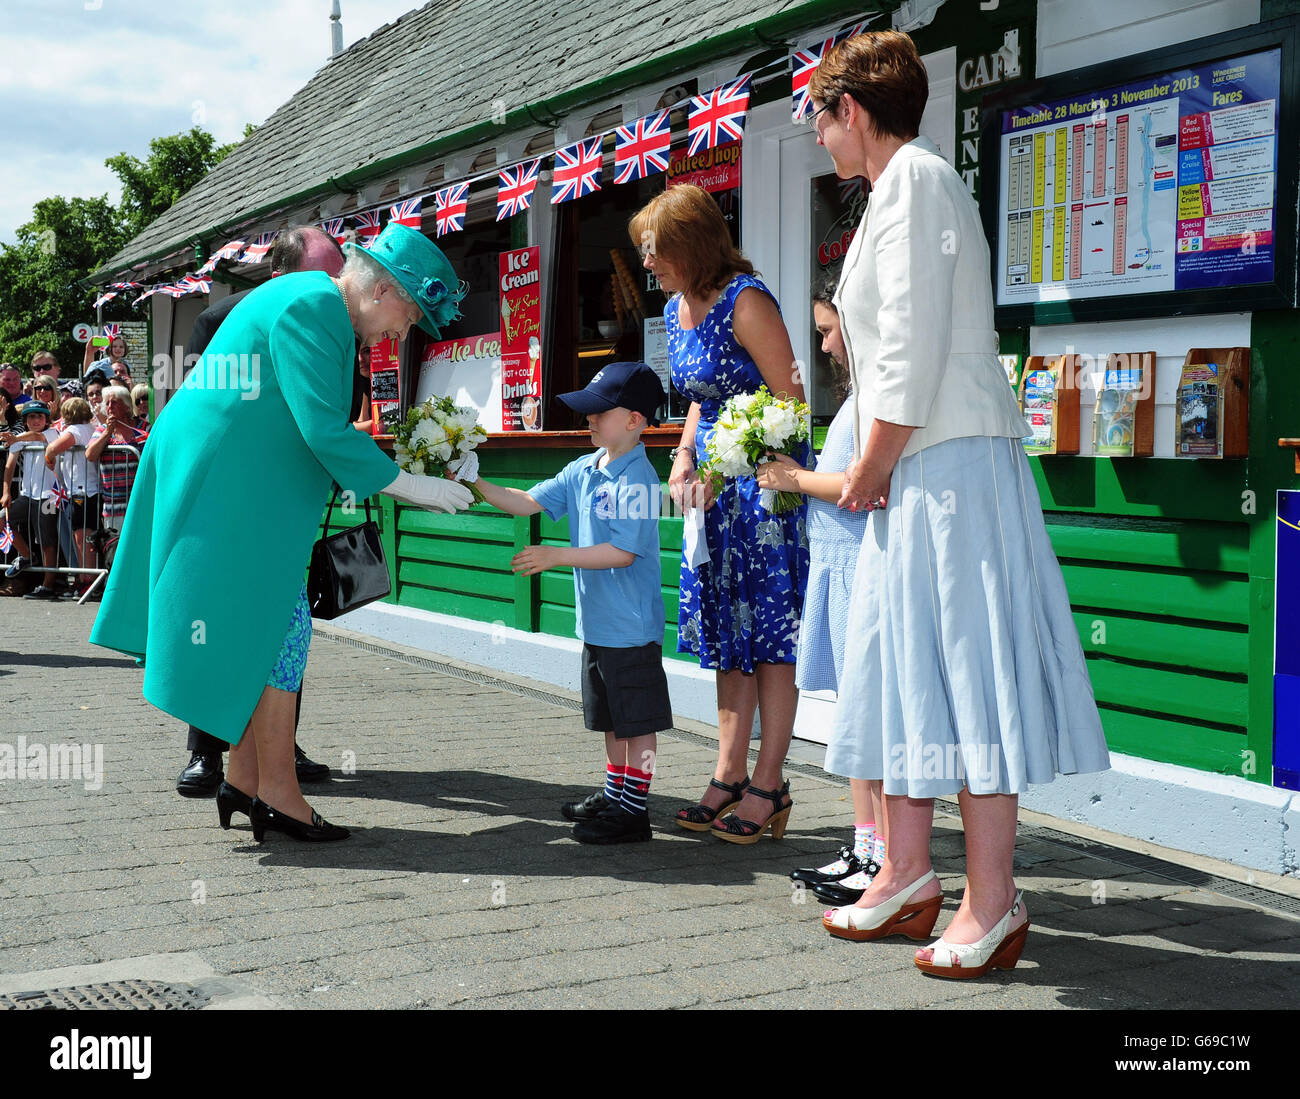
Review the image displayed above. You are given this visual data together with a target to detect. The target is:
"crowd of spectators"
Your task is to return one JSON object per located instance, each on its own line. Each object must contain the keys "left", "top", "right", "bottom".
{"left": 0, "top": 349, "right": 149, "bottom": 599}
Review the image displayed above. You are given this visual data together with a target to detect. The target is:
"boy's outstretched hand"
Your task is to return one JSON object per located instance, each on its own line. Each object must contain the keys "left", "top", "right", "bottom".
{"left": 512, "top": 545, "right": 561, "bottom": 575}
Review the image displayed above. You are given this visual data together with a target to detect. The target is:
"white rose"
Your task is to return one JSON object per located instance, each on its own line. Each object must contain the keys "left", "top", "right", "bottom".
{"left": 408, "top": 459, "right": 425, "bottom": 476}
{"left": 761, "top": 405, "right": 797, "bottom": 448}
{"left": 730, "top": 392, "right": 760, "bottom": 416}
{"left": 433, "top": 441, "right": 453, "bottom": 462}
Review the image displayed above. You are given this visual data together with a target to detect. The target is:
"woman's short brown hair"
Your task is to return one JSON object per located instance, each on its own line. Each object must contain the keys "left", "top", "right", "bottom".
{"left": 628, "top": 184, "right": 754, "bottom": 299}
{"left": 59, "top": 397, "right": 92, "bottom": 425}
{"left": 809, "top": 30, "right": 928, "bottom": 141}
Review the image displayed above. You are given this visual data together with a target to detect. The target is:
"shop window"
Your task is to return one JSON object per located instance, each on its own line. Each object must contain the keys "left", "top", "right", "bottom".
{"left": 808, "top": 171, "right": 869, "bottom": 419}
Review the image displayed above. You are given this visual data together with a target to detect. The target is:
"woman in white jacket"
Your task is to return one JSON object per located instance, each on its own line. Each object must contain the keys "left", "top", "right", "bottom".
{"left": 808, "top": 30, "right": 1110, "bottom": 977}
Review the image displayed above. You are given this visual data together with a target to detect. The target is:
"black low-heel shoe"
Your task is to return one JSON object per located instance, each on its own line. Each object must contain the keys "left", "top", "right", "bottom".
{"left": 249, "top": 797, "right": 349, "bottom": 843}
{"left": 216, "top": 782, "right": 255, "bottom": 830}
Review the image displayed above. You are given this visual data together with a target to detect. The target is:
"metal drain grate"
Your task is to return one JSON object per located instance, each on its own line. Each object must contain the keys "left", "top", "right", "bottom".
{"left": 0, "top": 981, "right": 209, "bottom": 1010}
{"left": 320, "top": 631, "right": 1300, "bottom": 918}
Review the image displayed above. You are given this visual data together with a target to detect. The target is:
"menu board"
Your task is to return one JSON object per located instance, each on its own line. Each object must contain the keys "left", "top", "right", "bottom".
{"left": 992, "top": 44, "right": 1285, "bottom": 316}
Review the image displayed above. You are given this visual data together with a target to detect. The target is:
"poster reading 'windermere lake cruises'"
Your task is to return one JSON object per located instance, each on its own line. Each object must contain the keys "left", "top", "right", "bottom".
{"left": 994, "top": 47, "right": 1281, "bottom": 308}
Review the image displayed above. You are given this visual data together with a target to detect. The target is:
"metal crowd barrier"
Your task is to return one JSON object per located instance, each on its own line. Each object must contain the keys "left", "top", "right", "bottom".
{"left": 1, "top": 440, "right": 142, "bottom": 605}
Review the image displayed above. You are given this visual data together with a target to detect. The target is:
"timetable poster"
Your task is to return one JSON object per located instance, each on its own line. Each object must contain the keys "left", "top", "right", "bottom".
{"left": 996, "top": 47, "right": 1280, "bottom": 307}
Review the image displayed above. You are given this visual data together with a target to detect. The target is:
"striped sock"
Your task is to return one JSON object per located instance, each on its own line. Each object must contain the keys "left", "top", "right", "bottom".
{"left": 853, "top": 822, "right": 875, "bottom": 862}
{"left": 621, "top": 765, "right": 653, "bottom": 815}
{"left": 604, "top": 764, "right": 626, "bottom": 803}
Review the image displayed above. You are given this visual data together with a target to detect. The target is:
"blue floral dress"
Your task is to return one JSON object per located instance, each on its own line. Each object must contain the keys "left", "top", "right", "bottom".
{"left": 666, "top": 273, "right": 809, "bottom": 673}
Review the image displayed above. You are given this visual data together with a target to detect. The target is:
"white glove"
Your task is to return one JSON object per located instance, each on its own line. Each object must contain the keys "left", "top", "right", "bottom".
{"left": 382, "top": 469, "right": 474, "bottom": 513}
{"left": 446, "top": 450, "right": 479, "bottom": 484}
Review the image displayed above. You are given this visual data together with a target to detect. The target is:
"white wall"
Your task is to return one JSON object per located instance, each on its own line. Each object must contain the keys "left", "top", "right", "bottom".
{"left": 1037, "top": 0, "right": 1260, "bottom": 78}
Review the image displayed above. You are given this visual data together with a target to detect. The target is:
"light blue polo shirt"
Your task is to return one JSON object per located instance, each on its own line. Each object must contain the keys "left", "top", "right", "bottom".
{"left": 529, "top": 442, "right": 664, "bottom": 648}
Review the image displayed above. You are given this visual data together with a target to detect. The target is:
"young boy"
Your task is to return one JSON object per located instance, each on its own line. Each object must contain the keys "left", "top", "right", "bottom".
{"left": 472, "top": 361, "right": 671, "bottom": 844}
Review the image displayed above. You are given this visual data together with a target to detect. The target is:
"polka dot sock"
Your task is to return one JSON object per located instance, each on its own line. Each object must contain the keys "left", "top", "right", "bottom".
{"left": 853, "top": 822, "right": 875, "bottom": 862}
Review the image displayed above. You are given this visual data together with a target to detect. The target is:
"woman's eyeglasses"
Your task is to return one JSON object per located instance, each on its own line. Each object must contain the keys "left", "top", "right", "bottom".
{"left": 35, "top": 385, "right": 55, "bottom": 393}
{"left": 805, "top": 102, "right": 834, "bottom": 132}
{"left": 135, "top": 398, "right": 148, "bottom": 406}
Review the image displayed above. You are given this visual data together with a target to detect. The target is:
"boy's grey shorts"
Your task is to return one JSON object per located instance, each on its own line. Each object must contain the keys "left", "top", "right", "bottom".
{"left": 581, "top": 641, "right": 673, "bottom": 739}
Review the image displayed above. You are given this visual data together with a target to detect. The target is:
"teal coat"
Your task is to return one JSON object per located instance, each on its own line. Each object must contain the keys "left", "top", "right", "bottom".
{"left": 89, "top": 272, "right": 397, "bottom": 743}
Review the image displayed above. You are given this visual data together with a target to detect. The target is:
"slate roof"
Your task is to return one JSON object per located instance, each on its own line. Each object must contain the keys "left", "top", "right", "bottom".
{"left": 94, "top": 0, "right": 890, "bottom": 281}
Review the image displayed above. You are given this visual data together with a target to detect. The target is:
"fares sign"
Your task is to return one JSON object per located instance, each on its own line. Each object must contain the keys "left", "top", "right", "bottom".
{"left": 500, "top": 246, "right": 542, "bottom": 431}
{"left": 994, "top": 46, "right": 1281, "bottom": 310}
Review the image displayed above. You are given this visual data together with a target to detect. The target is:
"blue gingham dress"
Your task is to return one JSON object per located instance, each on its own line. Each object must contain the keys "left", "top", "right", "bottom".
{"left": 795, "top": 397, "right": 867, "bottom": 693}
{"left": 666, "top": 274, "right": 809, "bottom": 673}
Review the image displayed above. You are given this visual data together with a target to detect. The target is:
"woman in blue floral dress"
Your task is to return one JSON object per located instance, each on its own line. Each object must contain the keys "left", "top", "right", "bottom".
{"left": 630, "top": 184, "right": 809, "bottom": 842}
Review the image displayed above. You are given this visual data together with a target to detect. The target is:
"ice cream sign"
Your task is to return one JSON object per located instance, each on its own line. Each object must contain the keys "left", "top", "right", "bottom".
{"left": 500, "top": 246, "right": 543, "bottom": 431}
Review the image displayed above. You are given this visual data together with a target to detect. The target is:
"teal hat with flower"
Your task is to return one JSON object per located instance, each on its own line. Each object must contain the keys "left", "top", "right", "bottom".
{"left": 343, "top": 222, "right": 466, "bottom": 338}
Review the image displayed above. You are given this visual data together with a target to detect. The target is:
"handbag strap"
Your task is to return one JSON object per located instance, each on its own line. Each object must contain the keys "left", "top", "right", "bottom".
{"left": 322, "top": 485, "right": 375, "bottom": 533}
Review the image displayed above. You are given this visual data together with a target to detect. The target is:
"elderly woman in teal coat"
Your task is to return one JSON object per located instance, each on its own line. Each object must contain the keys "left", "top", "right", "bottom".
{"left": 91, "top": 224, "right": 474, "bottom": 842}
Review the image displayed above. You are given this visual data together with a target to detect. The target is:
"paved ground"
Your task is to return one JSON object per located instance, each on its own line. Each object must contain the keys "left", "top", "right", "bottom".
{"left": 2, "top": 601, "right": 1299, "bottom": 1011}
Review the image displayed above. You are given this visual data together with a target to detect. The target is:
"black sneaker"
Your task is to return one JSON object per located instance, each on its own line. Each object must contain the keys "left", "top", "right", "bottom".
{"left": 560, "top": 789, "right": 610, "bottom": 822}
{"left": 23, "top": 585, "right": 61, "bottom": 600}
{"left": 573, "top": 806, "right": 651, "bottom": 845}
{"left": 5, "top": 556, "right": 29, "bottom": 579}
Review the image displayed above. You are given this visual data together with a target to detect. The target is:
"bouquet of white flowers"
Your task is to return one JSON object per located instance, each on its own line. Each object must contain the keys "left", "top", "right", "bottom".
{"left": 393, "top": 396, "right": 488, "bottom": 503}
{"left": 698, "top": 386, "right": 811, "bottom": 514}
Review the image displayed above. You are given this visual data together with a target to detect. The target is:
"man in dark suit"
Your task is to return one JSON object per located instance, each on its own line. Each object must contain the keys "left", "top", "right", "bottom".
{"left": 177, "top": 225, "right": 347, "bottom": 797}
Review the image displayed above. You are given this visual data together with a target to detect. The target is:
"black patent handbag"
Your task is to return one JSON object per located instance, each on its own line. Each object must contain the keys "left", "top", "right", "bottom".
{"left": 307, "top": 488, "right": 391, "bottom": 620}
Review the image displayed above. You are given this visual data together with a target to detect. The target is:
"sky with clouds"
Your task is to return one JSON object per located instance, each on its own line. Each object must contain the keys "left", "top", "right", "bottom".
{"left": 0, "top": 0, "right": 422, "bottom": 244}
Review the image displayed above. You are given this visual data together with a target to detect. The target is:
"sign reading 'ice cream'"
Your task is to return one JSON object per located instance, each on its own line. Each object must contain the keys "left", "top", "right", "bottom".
{"left": 500, "top": 246, "right": 543, "bottom": 431}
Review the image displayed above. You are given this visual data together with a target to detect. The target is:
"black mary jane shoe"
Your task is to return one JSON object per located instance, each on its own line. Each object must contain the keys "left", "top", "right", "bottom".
{"left": 790, "top": 845, "right": 871, "bottom": 887}
{"left": 249, "top": 797, "right": 349, "bottom": 842}
{"left": 216, "top": 782, "right": 255, "bottom": 830}
{"left": 810, "top": 861, "right": 882, "bottom": 905}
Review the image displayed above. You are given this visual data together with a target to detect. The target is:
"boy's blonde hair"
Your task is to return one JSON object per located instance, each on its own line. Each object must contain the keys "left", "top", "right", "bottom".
{"left": 59, "top": 397, "right": 93, "bottom": 425}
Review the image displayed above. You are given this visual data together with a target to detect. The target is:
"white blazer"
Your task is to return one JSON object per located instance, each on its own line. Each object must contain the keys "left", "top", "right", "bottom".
{"left": 835, "top": 137, "right": 1028, "bottom": 460}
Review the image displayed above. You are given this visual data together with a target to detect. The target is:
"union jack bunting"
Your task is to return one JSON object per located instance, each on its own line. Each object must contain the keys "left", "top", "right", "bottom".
{"left": 133, "top": 286, "right": 162, "bottom": 307}
{"left": 198, "top": 238, "right": 246, "bottom": 274}
{"left": 551, "top": 137, "right": 603, "bottom": 205}
{"left": 353, "top": 209, "right": 384, "bottom": 248}
{"left": 434, "top": 183, "right": 470, "bottom": 237}
{"left": 238, "top": 233, "right": 276, "bottom": 265}
{"left": 791, "top": 20, "right": 874, "bottom": 121}
{"left": 109, "top": 281, "right": 141, "bottom": 290}
{"left": 791, "top": 38, "right": 835, "bottom": 121}
{"left": 388, "top": 197, "right": 423, "bottom": 229}
{"left": 0, "top": 523, "right": 12, "bottom": 554}
{"left": 196, "top": 254, "right": 221, "bottom": 276}
{"left": 688, "top": 75, "right": 751, "bottom": 155}
{"left": 496, "top": 159, "right": 541, "bottom": 221}
{"left": 93, "top": 292, "right": 118, "bottom": 310}
{"left": 157, "top": 285, "right": 189, "bottom": 299}
{"left": 319, "top": 218, "right": 348, "bottom": 246}
{"left": 177, "top": 274, "right": 212, "bottom": 296}
{"left": 614, "top": 111, "right": 671, "bottom": 184}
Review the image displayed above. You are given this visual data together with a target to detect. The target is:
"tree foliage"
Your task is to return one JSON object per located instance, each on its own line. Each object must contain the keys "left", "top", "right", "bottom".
{"left": 0, "top": 126, "right": 244, "bottom": 368}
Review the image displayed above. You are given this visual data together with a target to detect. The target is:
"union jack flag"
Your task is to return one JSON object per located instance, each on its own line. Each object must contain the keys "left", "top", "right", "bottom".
{"left": 196, "top": 255, "right": 220, "bottom": 276}
{"left": 51, "top": 483, "right": 70, "bottom": 508}
{"left": 93, "top": 292, "right": 118, "bottom": 310}
{"left": 177, "top": 274, "right": 212, "bottom": 296}
{"left": 551, "top": 138, "right": 603, "bottom": 205}
{"left": 238, "top": 233, "right": 276, "bottom": 265}
{"left": 434, "top": 183, "right": 470, "bottom": 237}
{"left": 389, "top": 197, "right": 423, "bottom": 229}
{"left": 496, "top": 159, "right": 541, "bottom": 221}
{"left": 319, "top": 218, "right": 348, "bottom": 245}
{"left": 102, "top": 323, "right": 121, "bottom": 341}
{"left": 353, "top": 209, "right": 384, "bottom": 248}
{"left": 134, "top": 286, "right": 162, "bottom": 307}
{"left": 791, "top": 38, "right": 835, "bottom": 121}
{"left": 109, "top": 281, "right": 141, "bottom": 290}
{"left": 614, "top": 111, "right": 671, "bottom": 184}
{"left": 0, "top": 524, "right": 13, "bottom": 554}
{"left": 688, "top": 75, "right": 751, "bottom": 155}
{"left": 157, "top": 284, "right": 189, "bottom": 299}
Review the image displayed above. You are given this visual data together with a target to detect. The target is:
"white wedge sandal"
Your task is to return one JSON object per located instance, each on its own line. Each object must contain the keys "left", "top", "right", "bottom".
{"left": 822, "top": 870, "right": 943, "bottom": 942}
{"left": 914, "top": 891, "right": 1029, "bottom": 978}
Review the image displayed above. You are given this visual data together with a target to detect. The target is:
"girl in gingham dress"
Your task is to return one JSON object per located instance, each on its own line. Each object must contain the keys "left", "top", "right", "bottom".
{"left": 757, "top": 279, "right": 884, "bottom": 899}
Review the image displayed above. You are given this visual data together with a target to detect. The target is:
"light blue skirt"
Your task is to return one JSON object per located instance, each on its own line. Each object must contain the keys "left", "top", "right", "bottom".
{"left": 826, "top": 435, "right": 1110, "bottom": 797}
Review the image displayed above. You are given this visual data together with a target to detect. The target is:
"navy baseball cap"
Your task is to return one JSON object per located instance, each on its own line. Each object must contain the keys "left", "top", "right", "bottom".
{"left": 559, "top": 361, "right": 666, "bottom": 427}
